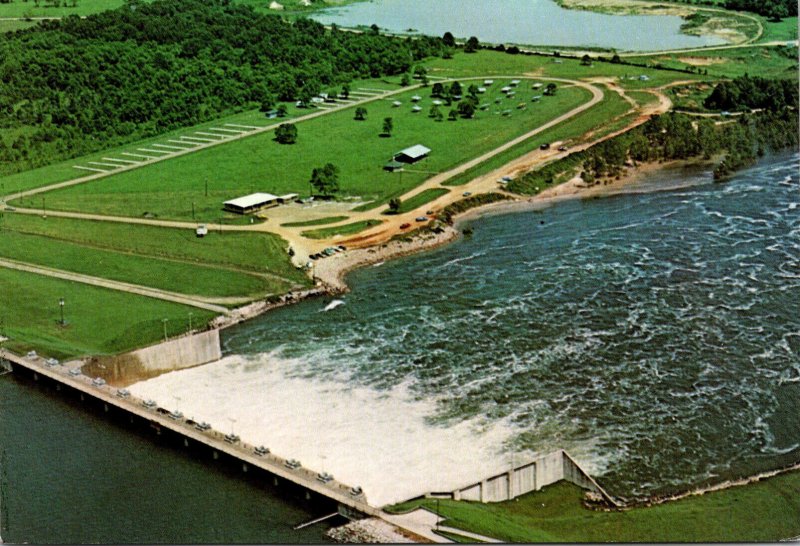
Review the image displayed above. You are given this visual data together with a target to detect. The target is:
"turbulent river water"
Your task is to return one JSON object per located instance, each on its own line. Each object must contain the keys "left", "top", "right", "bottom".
{"left": 2, "top": 153, "right": 797, "bottom": 541}
{"left": 131, "top": 153, "right": 800, "bottom": 506}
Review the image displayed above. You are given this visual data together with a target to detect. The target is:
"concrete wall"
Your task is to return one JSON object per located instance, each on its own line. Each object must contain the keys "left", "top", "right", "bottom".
{"left": 83, "top": 329, "right": 222, "bottom": 387}
{"left": 428, "top": 449, "right": 617, "bottom": 506}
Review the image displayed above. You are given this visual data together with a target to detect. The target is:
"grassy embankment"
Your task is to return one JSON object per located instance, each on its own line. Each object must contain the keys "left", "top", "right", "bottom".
{"left": 0, "top": 267, "right": 217, "bottom": 359}
{"left": 281, "top": 215, "right": 349, "bottom": 227}
{"left": 0, "top": 213, "right": 310, "bottom": 357}
{"left": 301, "top": 219, "right": 383, "bottom": 239}
{"left": 392, "top": 188, "right": 450, "bottom": 214}
{"left": 22, "top": 82, "right": 591, "bottom": 219}
{"left": 389, "top": 473, "right": 800, "bottom": 543}
{"left": 0, "top": 213, "right": 307, "bottom": 290}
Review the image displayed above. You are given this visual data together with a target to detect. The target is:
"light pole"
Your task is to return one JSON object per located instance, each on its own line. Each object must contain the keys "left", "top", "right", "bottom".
{"left": 228, "top": 417, "right": 237, "bottom": 437}
{"left": 58, "top": 297, "right": 65, "bottom": 326}
{"left": 162, "top": 318, "right": 169, "bottom": 341}
{"left": 188, "top": 312, "right": 193, "bottom": 332}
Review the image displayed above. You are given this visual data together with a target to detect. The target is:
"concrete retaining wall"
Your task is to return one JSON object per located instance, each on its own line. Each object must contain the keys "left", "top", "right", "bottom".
{"left": 82, "top": 329, "right": 222, "bottom": 387}
{"left": 427, "top": 449, "right": 618, "bottom": 506}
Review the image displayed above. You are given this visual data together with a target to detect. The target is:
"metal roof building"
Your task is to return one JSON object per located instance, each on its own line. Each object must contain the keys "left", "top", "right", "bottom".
{"left": 223, "top": 192, "right": 297, "bottom": 214}
{"left": 393, "top": 144, "right": 431, "bottom": 164}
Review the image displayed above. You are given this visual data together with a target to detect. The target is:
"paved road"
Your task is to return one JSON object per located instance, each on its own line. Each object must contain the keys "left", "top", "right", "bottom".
{"left": 0, "top": 257, "right": 233, "bottom": 313}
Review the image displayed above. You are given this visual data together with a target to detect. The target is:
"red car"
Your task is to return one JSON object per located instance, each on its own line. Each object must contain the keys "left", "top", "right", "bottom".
{"left": 400, "top": 223, "right": 411, "bottom": 229}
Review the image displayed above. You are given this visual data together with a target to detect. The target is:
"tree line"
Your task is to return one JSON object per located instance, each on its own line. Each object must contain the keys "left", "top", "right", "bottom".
{"left": 0, "top": 0, "right": 447, "bottom": 175}
{"left": 668, "top": 0, "right": 796, "bottom": 19}
{"left": 509, "top": 107, "right": 798, "bottom": 194}
{"left": 703, "top": 74, "right": 799, "bottom": 112}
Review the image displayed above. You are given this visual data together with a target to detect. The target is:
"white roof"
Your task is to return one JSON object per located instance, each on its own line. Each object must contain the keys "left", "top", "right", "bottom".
{"left": 397, "top": 144, "right": 431, "bottom": 159}
{"left": 224, "top": 193, "right": 279, "bottom": 208}
{"left": 484, "top": 80, "right": 494, "bottom": 84}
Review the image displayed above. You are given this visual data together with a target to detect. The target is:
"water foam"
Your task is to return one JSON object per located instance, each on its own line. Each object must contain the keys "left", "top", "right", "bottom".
{"left": 128, "top": 352, "right": 520, "bottom": 506}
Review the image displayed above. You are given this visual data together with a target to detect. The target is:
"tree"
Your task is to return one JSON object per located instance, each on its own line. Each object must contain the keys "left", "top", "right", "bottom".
{"left": 413, "top": 66, "right": 427, "bottom": 79}
{"left": 400, "top": 73, "right": 411, "bottom": 87}
{"left": 309, "top": 163, "right": 340, "bottom": 197}
{"left": 544, "top": 83, "right": 558, "bottom": 96}
{"left": 354, "top": 106, "right": 367, "bottom": 121}
{"left": 275, "top": 123, "right": 297, "bottom": 144}
{"left": 341, "top": 84, "right": 350, "bottom": 99}
{"left": 429, "top": 104, "right": 441, "bottom": 118}
{"left": 388, "top": 198, "right": 401, "bottom": 213}
{"left": 382, "top": 117, "right": 393, "bottom": 136}
{"left": 449, "top": 81, "right": 462, "bottom": 98}
{"left": 442, "top": 31, "right": 456, "bottom": 47}
{"left": 448, "top": 109, "right": 458, "bottom": 121}
{"left": 464, "top": 36, "right": 479, "bottom": 53}
{"left": 431, "top": 82, "right": 445, "bottom": 98}
{"left": 276, "top": 104, "right": 288, "bottom": 117}
{"left": 581, "top": 54, "right": 592, "bottom": 66}
{"left": 259, "top": 92, "right": 276, "bottom": 112}
{"left": 467, "top": 84, "right": 479, "bottom": 98}
{"left": 458, "top": 100, "right": 475, "bottom": 118}
{"left": 611, "top": 54, "right": 621, "bottom": 64}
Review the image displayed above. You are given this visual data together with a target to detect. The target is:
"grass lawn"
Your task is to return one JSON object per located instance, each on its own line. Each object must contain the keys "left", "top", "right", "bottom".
{"left": 0, "top": 229, "right": 288, "bottom": 299}
{"left": 0, "top": 104, "right": 313, "bottom": 198}
{"left": 391, "top": 188, "right": 450, "bottom": 214}
{"left": 29, "top": 82, "right": 592, "bottom": 219}
{"left": 302, "top": 219, "right": 383, "bottom": 239}
{"left": 281, "top": 215, "right": 350, "bottom": 227}
{"left": 444, "top": 87, "right": 632, "bottom": 186}
{"left": 758, "top": 16, "right": 799, "bottom": 43}
{"left": 0, "top": 19, "right": 39, "bottom": 32}
{"left": 627, "top": 45, "right": 799, "bottom": 80}
{"left": 0, "top": 267, "right": 217, "bottom": 359}
{"left": 0, "top": 213, "right": 309, "bottom": 286}
{"left": 422, "top": 50, "right": 704, "bottom": 89}
{"left": 388, "top": 473, "right": 800, "bottom": 542}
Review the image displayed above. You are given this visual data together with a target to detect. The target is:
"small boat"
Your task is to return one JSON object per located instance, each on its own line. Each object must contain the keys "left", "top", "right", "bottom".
{"left": 323, "top": 300, "right": 345, "bottom": 312}
{"left": 168, "top": 410, "right": 183, "bottom": 420}
{"left": 92, "top": 377, "right": 106, "bottom": 387}
{"left": 224, "top": 433, "right": 240, "bottom": 444}
{"left": 254, "top": 445, "right": 270, "bottom": 456}
{"left": 317, "top": 472, "right": 334, "bottom": 483}
{"left": 142, "top": 399, "right": 157, "bottom": 409}
{"left": 349, "top": 485, "right": 364, "bottom": 497}
{"left": 68, "top": 368, "right": 81, "bottom": 377}
{"left": 195, "top": 421, "right": 211, "bottom": 431}
{"left": 45, "top": 358, "right": 59, "bottom": 367}
{"left": 116, "top": 389, "right": 130, "bottom": 398}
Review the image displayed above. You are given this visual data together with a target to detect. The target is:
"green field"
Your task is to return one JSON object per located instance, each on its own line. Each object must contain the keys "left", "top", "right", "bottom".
{"left": 302, "top": 219, "right": 383, "bottom": 239}
{"left": 0, "top": 19, "right": 39, "bottom": 32}
{"left": 392, "top": 188, "right": 450, "bottom": 213}
{"left": 0, "top": 267, "right": 217, "bottom": 359}
{"left": 389, "top": 473, "right": 800, "bottom": 543}
{"left": 627, "top": 45, "right": 799, "bottom": 80}
{"left": 281, "top": 215, "right": 349, "bottom": 227}
{"left": 758, "top": 16, "right": 799, "bottom": 43}
{"left": 423, "top": 50, "right": 704, "bottom": 89}
{"left": 443, "top": 87, "right": 632, "bottom": 186}
{"left": 0, "top": 213, "right": 308, "bottom": 284}
{"left": 27, "top": 81, "right": 592, "bottom": 219}
{"left": 0, "top": 228, "right": 287, "bottom": 299}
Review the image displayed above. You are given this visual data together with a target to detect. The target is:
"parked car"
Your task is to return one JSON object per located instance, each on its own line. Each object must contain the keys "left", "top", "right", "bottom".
{"left": 540, "top": 143, "right": 551, "bottom": 150}
{"left": 400, "top": 223, "right": 411, "bottom": 229}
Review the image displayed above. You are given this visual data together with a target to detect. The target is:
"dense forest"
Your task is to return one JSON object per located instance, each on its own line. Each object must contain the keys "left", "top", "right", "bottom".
{"left": 0, "top": 0, "right": 446, "bottom": 174}
{"left": 704, "top": 74, "right": 799, "bottom": 112}
{"left": 671, "top": 0, "right": 796, "bottom": 19}
{"left": 509, "top": 106, "right": 798, "bottom": 193}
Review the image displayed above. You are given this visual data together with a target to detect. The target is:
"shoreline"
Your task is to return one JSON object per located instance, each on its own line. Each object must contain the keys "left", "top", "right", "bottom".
{"left": 307, "top": 156, "right": 717, "bottom": 296}
{"left": 211, "top": 156, "right": 718, "bottom": 332}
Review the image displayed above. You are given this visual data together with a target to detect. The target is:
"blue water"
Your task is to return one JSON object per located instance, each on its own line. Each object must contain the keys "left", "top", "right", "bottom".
{"left": 224, "top": 153, "right": 800, "bottom": 500}
{"left": 312, "top": 0, "right": 727, "bottom": 51}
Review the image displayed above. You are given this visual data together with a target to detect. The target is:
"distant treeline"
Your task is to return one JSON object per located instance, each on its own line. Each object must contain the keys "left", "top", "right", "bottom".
{"left": 0, "top": 0, "right": 446, "bottom": 174}
{"left": 509, "top": 106, "right": 798, "bottom": 193}
{"left": 669, "top": 0, "right": 796, "bottom": 19}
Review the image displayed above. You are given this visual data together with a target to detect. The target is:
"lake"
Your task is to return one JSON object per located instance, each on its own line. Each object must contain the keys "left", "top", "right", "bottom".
{"left": 311, "top": 0, "right": 728, "bottom": 51}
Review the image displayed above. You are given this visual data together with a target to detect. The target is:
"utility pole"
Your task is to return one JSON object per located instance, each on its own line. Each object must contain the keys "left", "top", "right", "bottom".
{"left": 188, "top": 312, "right": 193, "bottom": 332}
{"left": 58, "top": 297, "right": 65, "bottom": 326}
{"left": 162, "top": 318, "right": 169, "bottom": 341}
